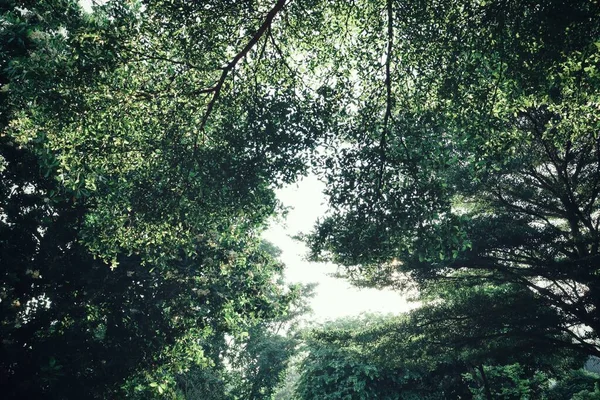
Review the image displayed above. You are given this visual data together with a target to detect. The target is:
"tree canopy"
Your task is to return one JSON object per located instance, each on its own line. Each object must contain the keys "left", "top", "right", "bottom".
{"left": 2, "top": 0, "right": 600, "bottom": 398}
{"left": 306, "top": 0, "right": 600, "bottom": 358}
{"left": 2, "top": 1, "right": 315, "bottom": 397}
{"left": 294, "top": 311, "right": 599, "bottom": 400}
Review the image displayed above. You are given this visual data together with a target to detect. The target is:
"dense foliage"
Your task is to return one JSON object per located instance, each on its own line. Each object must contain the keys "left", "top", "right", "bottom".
{"left": 295, "top": 314, "right": 597, "bottom": 400}
{"left": 306, "top": 0, "right": 600, "bottom": 357}
{"left": 0, "top": 135, "right": 306, "bottom": 398}
{"left": 1, "top": 1, "right": 312, "bottom": 398}
{"left": 2, "top": 0, "right": 600, "bottom": 398}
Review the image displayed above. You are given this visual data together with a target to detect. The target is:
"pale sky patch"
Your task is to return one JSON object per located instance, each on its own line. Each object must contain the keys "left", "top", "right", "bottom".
{"left": 79, "top": 0, "right": 106, "bottom": 13}
{"left": 263, "top": 175, "right": 414, "bottom": 322}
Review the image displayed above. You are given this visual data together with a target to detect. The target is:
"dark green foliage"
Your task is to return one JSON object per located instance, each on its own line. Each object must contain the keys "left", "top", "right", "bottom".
{"left": 295, "top": 312, "right": 589, "bottom": 400}
{"left": 295, "top": 316, "right": 431, "bottom": 400}
{"left": 294, "top": 314, "right": 476, "bottom": 400}
{"left": 307, "top": 0, "right": 600, "bottom": 358}
{"left": 1, "top": 2, "right": 315, "bottom": 398}
{"left": 544, "top": 369, "right": 600, "bottom": 400}
{"left": 3, "top": 0, "right": 600, "bottom": 399}
{"left": 0, "top": 137, "right": 302, "bottom": 398}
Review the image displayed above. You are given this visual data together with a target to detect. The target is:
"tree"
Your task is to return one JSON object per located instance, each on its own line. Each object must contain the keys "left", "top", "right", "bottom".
{"left": 1, "top": 3, "right": 316, "bottom": 397}
{"left": 173, "top": 282, "right": 314, "bottom": 400}
{"left": 295, "top": 310, "right": 586, "bottom": 400}
{"left": 543, "top": 369, "right": 600, "bottom": 400}
{"left": 5, "top": 0, "right": 600, "bottom": 397}
{"left": 392, "top": 282, "right": 586, "bottom": 399}
{"left": 4, "top": 0, "right": 330, "bottom": 266}
{"left": 0, "top": 135, "right": 303, "bottom": 398}
{"left": 306, "top": 0, "right": 600, "bottom": 356}
{"left": 273, "top": 356, "right": 302, "bottom": 400}
{"left": 295, "top": 315, "right": 431, "bottom": 400}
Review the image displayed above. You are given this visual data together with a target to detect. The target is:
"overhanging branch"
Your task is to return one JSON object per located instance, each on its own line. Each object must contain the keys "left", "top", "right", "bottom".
{"left": 198, "top": 0, "right": 288, "bottom": 134}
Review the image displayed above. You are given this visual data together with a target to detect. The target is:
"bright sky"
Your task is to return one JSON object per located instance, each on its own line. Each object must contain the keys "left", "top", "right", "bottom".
{"left": 79, "top": 0, "right": 93, "bottom": 13}
{"left": 263, "top": 175, "right": 414, "bottom": 322}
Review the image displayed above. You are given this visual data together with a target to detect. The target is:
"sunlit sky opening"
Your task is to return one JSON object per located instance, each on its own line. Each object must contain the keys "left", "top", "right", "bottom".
{"left": 263, "top": 175, "right": 414, "bottom": 322}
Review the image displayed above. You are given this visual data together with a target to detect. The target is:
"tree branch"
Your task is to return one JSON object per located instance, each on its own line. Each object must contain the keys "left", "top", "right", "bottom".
{"left": 198, "top": 0, "right": 288, "bottom": 135}
{"left": 376, "top": 0, "right": 394, "bottom": 196}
